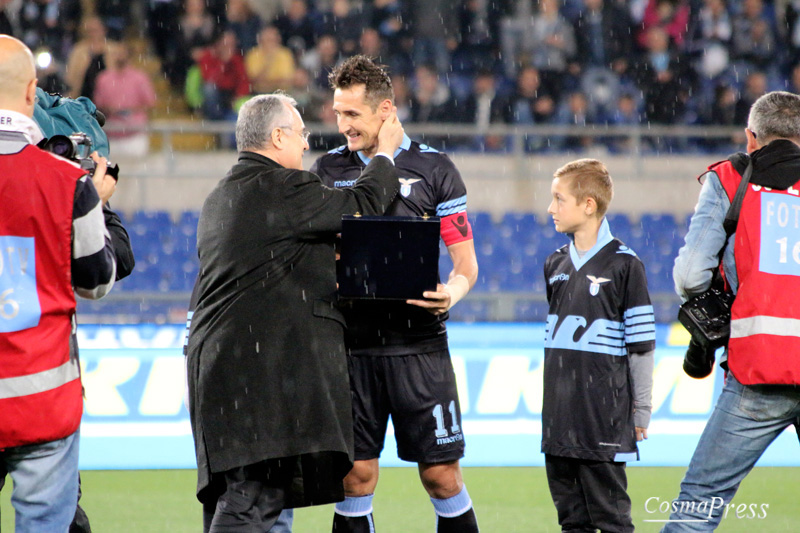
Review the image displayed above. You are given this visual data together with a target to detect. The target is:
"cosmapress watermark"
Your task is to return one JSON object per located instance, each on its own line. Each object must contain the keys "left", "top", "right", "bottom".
{"left": 643, "top": 497, "right": 769, "bottom": 524}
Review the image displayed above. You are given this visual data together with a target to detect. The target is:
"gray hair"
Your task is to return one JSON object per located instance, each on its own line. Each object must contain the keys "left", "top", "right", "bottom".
{"left": 747, "top": 91, "right": 800, "bottom": 143}
{"left": 236, "top": 93, "right": 298, "bottom": 152}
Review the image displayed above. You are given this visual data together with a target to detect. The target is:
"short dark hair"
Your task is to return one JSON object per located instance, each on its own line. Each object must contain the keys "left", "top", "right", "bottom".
{"left": 329, "top": 55, "right": 394, "bottom": 110}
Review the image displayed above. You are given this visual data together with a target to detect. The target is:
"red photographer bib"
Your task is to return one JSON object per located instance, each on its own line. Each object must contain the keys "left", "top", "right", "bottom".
{"left": 714, "top": 160, "right": 800, "bottom": 385}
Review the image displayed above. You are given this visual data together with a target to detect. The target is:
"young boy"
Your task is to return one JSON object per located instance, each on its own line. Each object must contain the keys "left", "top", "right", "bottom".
{"left": 542, "top": 159, "right": 655, "bottom": 532}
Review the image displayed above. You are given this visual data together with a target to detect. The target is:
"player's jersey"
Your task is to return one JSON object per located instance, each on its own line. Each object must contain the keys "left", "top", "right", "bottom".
{"left": 311, "top": 135, "right": 469, "bottom": 355}
{"left": 541, "top": 219, "right": 656, "bottom": 462}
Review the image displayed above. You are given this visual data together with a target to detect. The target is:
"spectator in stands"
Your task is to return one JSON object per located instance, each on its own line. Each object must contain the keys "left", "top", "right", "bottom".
{"left": 288, "top": 66, "right": 325, "bottom": 121}
{"left": 570, "top": 0, "right": 635, "bottom": 79}
{"left": 631, "top": 26, "right": 691, "bottom": 125}
{"left": 371, "top": 0, "right": 411, "bottom": 75}
{"left": 317, "top": 0, "right": 364, "bottom": 56}
{"left": 710, "top": 83, "right": 737, "bottom": 126}
{"left": 454, "top": 69, "right": 505, "bottom": 151}
{"left": 500, "top": 0, "right": 535, "bottom": 79}
{"left": 707, "top": 82, "right": 741, "bottom": 151}
{"left": 197, "top": 30, "right": 250, "bottom": 121}
{"left": 357, "top": 27, "right": 388, "bottom": 63}
{"left": 93, "top": 42, "right": 157, "bottom": 158}
{"left": 64, "top": 16, "right": 121, "bottom": 99}
{"left": 789, "top": 63, "right": 800, "bottom": 95}
{"left": 454, "top": 0, "right": 502, "bottom": 74}
{"left": 500, "top": 65, "right": 556, "bottom": 151}
{"left": 501, "top": 66, "right": 556, "bottom": 124}
{"left": 552, "top": 91, "right": 597, "bottom": 151}
{"left": 226, "top": 0, "right": 263, "bottom": 55}
{"left": 523, "top": 0, "right": 577, "bottom": 97}
{"left": 409, "top": 63, "right": 456, "bottom": 123}
{"left": 0, "top": 0, "right": 21, "bottom": 37}
{"left": 607, "top": 92, "right": 643, "bottom": 152}
{"left": 273, "top": 0, "right": 316, "bottom": 56}
{"left": 166, "top": 0, "right": 217, "bottom": 89}
{"left": 18, "top": 0, "right": 63, "bottom": 53}
{"left": 636, "top": 0, "right": 691, "bottom": 49}
{"left": 300, "top": 33, "right": 341, "bottom": 91}
{"left": 734, "top": 70, "right": 769, "bottom": 124}
{"left": 391, "top": 73, "right": 412, "bottom": 123}
{"left": 148, "top": 0, "right": 180, "bottom": 67}
{"left": 96, "top": 0, "right": 133, "bottom": 40}
{"left": 685, "top": 0, "right": 732, "bottom": 98}
{"left": 730, "top": 0, "right": 777, "bottom": 73}
{"left": 245, "top": 25, "right": 295, "bottom": 93}
{"left": 408, "top": 0, "right": 459, "bottom": 75}
{"left": 778, "top": 0, "right": 800, "bottom": 71}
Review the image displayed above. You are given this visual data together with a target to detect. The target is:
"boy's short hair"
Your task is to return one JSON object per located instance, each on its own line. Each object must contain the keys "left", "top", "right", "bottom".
{"left": 329, "top": 55, "right": 394, "bottom": 111}
{"left": 554, "top": 159, "right": 614, "bottom": 218}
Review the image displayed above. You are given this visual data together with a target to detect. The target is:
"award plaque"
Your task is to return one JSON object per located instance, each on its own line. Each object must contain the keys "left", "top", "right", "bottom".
{"left": 337, "top": 215, "right": 441, "bottom": 300}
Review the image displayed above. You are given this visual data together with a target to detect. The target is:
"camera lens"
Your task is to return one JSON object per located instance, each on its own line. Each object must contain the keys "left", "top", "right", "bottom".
{"left": 683, "top": 339, "right": 716, "bottom": 379}
{"left": 43, "top": 135, "right": 76, "bottom": 159}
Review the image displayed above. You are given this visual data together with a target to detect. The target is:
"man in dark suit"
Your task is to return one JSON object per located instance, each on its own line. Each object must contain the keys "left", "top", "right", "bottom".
{"left": 187, "top": 92, "right": 404, "bottom": 531}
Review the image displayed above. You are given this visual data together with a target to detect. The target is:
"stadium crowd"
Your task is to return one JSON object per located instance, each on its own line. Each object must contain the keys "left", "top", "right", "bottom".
{"left": 3, "top": 0, "right": 800, "bottom": 152}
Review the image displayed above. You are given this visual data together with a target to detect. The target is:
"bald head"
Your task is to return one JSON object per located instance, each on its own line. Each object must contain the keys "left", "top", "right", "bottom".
{"left": 0, "top": 35, "right": 37, "bottom": 116}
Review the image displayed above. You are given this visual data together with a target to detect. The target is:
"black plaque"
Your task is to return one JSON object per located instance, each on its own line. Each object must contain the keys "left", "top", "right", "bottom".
{"left": 337, "top": 215, "right": 441, "bottom": 300}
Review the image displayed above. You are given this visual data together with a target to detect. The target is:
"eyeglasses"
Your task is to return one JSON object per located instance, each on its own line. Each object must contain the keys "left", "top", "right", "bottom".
{"left": 279, "top": 126, "right": 311, "bottom": 142}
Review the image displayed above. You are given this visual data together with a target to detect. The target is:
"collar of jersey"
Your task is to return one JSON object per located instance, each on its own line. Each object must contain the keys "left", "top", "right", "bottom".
{"left": 356, "top": 134, "right": 411, "bottom": 165}
{"left": 568, "top": 217, "right": 613, "bottom": 270}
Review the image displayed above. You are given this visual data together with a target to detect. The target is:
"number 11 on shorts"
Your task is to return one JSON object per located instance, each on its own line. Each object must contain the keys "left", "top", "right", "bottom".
{"left": 432, "top": 401, "right": 461, "bottom": 438}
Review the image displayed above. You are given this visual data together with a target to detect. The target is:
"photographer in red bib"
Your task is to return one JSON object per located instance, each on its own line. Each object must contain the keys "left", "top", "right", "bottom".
{"left": 666, "top": 91, "right": 800, "bottom": 531}
{"left": 0, "top": 35, "right": 117, "bottom": 532}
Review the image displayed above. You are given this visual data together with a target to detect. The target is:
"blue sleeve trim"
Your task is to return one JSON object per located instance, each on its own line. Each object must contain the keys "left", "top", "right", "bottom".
{"left": 436, "top": 195, "right": 467, "bottom": 216}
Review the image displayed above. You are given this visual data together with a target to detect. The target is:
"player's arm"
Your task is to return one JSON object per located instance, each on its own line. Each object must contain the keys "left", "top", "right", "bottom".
{"left": 407, "top": 204, "right": 478, "bottom": 313}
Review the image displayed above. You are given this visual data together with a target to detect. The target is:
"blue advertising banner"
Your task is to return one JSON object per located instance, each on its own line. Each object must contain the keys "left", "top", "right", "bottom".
{"left": 75, "top": 323, "right": 800, "bottom": 470}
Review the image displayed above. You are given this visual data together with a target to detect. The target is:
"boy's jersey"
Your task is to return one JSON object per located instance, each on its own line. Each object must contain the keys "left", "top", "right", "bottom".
{"left": 311, "top": 135, "right": 469, "bottom": 355}
{"left": 541, "top": 220, "right": 655, "bottom": 462}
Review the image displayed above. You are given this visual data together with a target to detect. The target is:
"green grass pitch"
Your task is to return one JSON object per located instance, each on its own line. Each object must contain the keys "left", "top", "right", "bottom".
{"left": 2, "top": 467, "right": 797, "bottom": 531}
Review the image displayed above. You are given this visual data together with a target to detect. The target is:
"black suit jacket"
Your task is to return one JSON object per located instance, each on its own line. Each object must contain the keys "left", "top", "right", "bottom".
{"left": 187, "top": 152, "right": 398, "bottom": 506}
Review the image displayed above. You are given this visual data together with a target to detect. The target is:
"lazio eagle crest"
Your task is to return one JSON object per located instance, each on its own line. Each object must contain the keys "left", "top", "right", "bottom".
{"left": 399, "top": 177, "right": 421, "bottom": 197}
{"left": 586, "top": 275, "right": 611, "bottom": 296}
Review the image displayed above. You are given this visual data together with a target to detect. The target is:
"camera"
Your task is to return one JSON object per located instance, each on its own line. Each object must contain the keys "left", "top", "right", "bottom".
{"left": 677, "top": 287, "right": 735, "bottom": 378}
{"left": 682, "top": 339, "right": 718, "bottom": 379}
{"left": 39, "top": 132, "right": 119, "bottom": 181}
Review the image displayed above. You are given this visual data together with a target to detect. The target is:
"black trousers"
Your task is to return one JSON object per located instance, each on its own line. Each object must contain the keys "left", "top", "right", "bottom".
{"left": 544, "top": 454, "right": 633, "bottom": 533}
{"left": 203, "top": 459, "right": 293, "bottom": 532}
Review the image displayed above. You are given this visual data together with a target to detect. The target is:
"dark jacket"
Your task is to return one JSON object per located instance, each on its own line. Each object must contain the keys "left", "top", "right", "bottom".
{"left": 187, "top": 152, "right": 398, "bottom": 507}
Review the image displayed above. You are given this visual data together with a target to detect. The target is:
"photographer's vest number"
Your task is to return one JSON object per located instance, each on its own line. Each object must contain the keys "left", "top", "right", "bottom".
{"left": 0, "top": 138, "right": 85, "bottom": 448}
{"left": 0, "top": 236, "right": 41, "bottom": 331}
{"left": 713, "top": 160, "right": 800, "bottom": 385}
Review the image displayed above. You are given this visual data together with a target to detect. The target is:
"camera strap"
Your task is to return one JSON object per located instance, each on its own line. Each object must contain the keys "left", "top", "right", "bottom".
{"left": 722, "top": 156, "right": 753, "bottom": 240}
{"left": 710, "top": 156, "right": 753, "bottom": 289}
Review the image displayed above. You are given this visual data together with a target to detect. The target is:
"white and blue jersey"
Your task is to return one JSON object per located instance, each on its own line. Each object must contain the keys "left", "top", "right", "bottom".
{"left": 541, "top": 219, "right": 655, "bottom": 462}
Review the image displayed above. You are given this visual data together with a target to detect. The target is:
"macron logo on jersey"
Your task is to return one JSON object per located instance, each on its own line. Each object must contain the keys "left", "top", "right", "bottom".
{"left": 549, "top": 273, "right": 570, "bottom": 285}
{"left": 333, "top": 179, "right": 357, "bottom": 188}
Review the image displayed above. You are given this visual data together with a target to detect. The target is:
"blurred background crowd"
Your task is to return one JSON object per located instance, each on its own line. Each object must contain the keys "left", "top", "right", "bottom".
{"left": 7, "top": 0, "right": 800, "bottom": 153}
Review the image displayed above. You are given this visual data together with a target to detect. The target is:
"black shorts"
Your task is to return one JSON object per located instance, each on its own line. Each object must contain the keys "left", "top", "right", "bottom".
{"left": 348, "top": 349, "right": 465, "bottom": 464}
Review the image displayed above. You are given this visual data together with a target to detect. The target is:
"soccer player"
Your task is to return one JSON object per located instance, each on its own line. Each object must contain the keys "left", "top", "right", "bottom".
{"left": 542, "top": 159, "right": 655, "bottom": 532}
{"left": 311, "top": 55, "right": 480, "bottom": 533}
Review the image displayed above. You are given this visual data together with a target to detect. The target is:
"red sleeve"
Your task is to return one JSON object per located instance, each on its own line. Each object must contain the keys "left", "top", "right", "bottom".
{"left": 440, "top": 211, "right": 473, "bottom": 246}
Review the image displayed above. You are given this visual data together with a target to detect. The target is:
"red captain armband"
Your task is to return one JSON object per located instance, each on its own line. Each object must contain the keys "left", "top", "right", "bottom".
{"left": 440, "top": 211, "right": 473, "bottom": 246}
